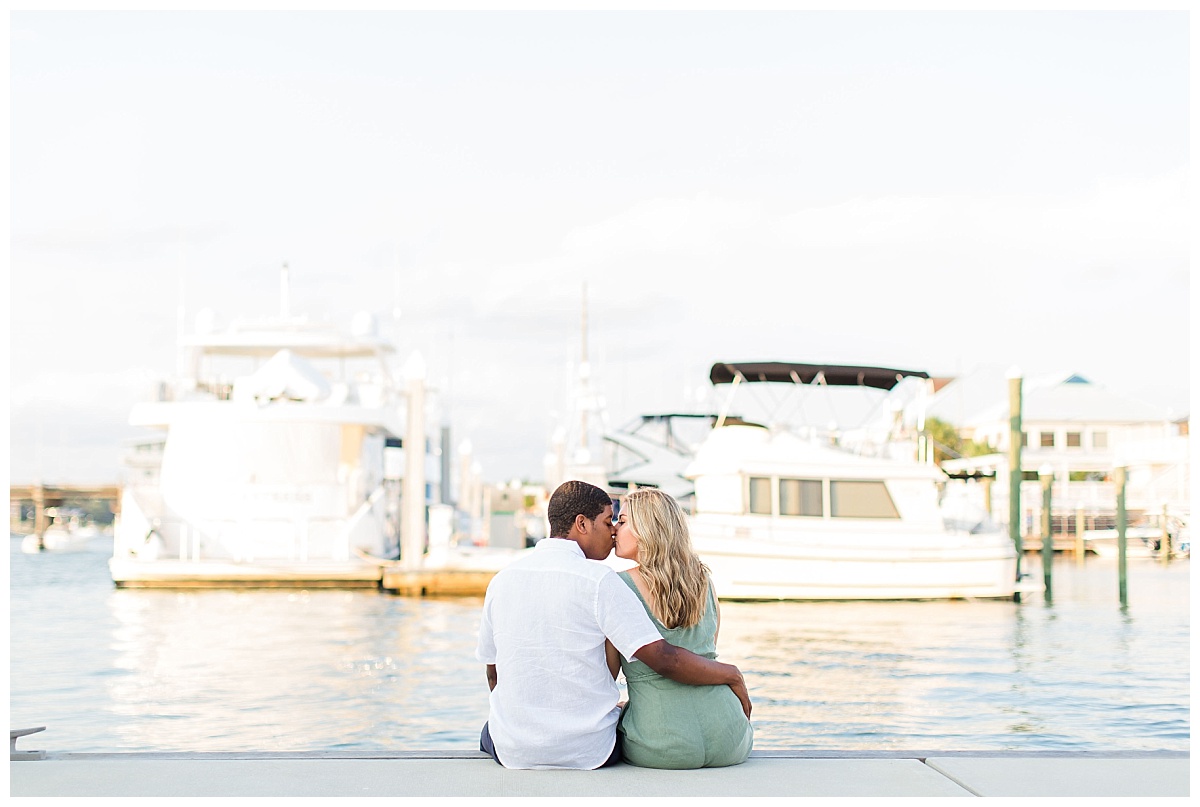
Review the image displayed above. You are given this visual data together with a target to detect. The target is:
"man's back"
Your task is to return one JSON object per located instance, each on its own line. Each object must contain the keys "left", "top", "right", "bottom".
{"left": 476, "top": 538, "right": 661, "bottom": 769}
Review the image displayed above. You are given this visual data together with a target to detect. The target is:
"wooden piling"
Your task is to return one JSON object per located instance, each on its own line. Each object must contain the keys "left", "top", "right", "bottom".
{"left": 32, "top": 485, "right": 47, "bottom": 551}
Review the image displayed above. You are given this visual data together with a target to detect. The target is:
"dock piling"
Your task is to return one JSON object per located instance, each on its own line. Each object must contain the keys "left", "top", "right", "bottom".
{"left": 1007, "top": 369, "right": 1023, "bottom": 602}
{"left": 1074, "top": 505, "right": 1085, "bottom": 563}
{"left": 1160, "top": 503, "right": 1171, "bottom": 565}
{"left": 1116, "top": 467, "right": 1127, "bottom": 607}
{"left": 1039, "top": 465, "right": 1053, "bottom": 602}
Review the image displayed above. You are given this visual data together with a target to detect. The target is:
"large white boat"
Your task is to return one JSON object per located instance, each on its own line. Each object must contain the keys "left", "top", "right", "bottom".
{"left": 110, "top": 268, "right": 412, "bottom": 587}
{"left": 682, "top": 362, "right": 1022, "bottom": 600}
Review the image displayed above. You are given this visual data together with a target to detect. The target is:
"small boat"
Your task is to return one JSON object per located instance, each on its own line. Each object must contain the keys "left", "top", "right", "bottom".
{"left": 20, "top": 524, "right": 103, "bottom": 554}
{"left": 1083, "top": 513, "right": 1190, "bottom": 559}
{"left": 682, "top": 362, "right": 1022, "bottom": 600}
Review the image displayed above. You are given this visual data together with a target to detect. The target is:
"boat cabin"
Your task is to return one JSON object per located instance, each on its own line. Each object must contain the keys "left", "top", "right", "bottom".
{"left": 685, "top": 424, "right": 946, "bottom": 529}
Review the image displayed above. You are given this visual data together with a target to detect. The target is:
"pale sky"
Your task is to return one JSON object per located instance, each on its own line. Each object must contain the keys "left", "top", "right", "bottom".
{"left": 7, "top": 9, "right": 1192, "bottom": 486}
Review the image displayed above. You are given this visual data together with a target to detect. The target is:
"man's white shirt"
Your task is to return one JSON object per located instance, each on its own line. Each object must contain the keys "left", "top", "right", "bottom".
{"left": 475, "top": 538, "right": 663, "bottom": 769}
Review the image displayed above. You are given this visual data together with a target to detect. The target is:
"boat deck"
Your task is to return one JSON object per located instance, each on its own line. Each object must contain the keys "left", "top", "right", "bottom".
{"left": 10, "top": 749, "right": 1189, "bottom": 797}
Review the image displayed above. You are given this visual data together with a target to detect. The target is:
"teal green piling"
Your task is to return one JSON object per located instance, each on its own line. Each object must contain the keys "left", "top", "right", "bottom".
{"left": 1007, "top": 372, "right": 1023, "bottom": 601}
{"left": 1116, "top": 467, "right": 1127, "bottom": 606}
{"left": 1040, "top": 467, "right": 1053, "bottom": 602}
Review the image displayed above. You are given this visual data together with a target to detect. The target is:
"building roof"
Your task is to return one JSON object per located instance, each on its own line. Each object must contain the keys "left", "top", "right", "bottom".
{"left": 920, "top": 366, "right": 1173, "bottom": 427}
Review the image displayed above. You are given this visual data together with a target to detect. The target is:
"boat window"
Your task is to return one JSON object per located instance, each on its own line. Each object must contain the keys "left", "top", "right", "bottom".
{"left": 1092, "top": 431, "right": 1108, "bottom": 449}
{"left": 1040, "top": 432, "right": 1056, "bottom": 448}
{"left": 748, "top": 477, "right": 772, "bottom": 515}
{"left": 1066, "top": 432, "right": 1082, "bottom": 448}
{"left": 779, "top": 478, "right": 822, "bottom": 517}
{"left": 829, "top": 480, "right": 900, "bottom": 519}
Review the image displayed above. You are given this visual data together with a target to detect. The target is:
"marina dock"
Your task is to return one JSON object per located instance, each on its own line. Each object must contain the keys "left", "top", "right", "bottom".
{"left": 382, "top": 568, "right": 496, "bottom": 596}
{"left": 9, "top": 484, "right": 120, "bottom": 535}
{"left": 9, "top": 749, "right": 1188, "bottom": 797}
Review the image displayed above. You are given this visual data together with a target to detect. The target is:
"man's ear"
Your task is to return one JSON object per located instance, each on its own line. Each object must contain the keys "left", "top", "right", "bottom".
{"left": 572, "top": 513, "right": 590, "bottom": 535}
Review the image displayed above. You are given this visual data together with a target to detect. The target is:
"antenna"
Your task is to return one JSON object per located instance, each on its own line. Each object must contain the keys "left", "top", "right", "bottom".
{"left": 280, "top": 262, "right": 290, "bottom": 319}
{"left": 581, "top": 281, "right": 588, "bottom": 366}
{"left": 580, "top": 282, "right": 589, "bottom": 450}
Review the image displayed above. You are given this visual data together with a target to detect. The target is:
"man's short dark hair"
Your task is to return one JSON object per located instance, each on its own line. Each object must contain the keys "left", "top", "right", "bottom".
{"left": 547, "top": 480, "right": 612, "bottom": 538}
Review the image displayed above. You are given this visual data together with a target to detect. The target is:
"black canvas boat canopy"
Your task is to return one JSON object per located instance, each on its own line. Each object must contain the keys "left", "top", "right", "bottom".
{"left": 709, "top": 362, "right": 930, "bottom": 391}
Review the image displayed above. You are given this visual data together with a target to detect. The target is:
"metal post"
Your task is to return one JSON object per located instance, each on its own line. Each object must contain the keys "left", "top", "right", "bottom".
{"left": 1116, "top": 466, "right": 1127, "bottom": 607}
{"left": 402, "top": 352, "right": 427, "bottom": 571}
{"left": 1007, "top": 370, "right": 1023, "bottom": 601}
{"left": 1039, "top": 465, "right": 1053, "bottom": 602}
{"left": 439, "top": 422, "right": 451, "bottom": 504}
{"left": 579, "top": 282, "right": 588, "bottom": 452}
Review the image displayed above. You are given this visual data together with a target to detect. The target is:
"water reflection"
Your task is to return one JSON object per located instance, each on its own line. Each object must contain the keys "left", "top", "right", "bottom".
{"left": 718, "top": 559, "right": 1189, "bottom": 751}
{"left": 101, "top": 588, "right": 493, "bottom": 751}
{"left": 9, "top": 539, "right": 1190, "bottom": 753}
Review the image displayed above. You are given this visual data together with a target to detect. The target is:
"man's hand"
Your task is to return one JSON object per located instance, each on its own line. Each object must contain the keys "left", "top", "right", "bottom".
{"left": 727, "top": 669, "right": 751, "bottom": 719}
{"left": 633, "top": 639, "right": 752, "bottom": 719}
{"left": 485, "top": 664, "right": 498, "bottom": 692}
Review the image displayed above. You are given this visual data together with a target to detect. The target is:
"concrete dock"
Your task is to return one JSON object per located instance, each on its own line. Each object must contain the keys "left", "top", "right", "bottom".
{"left": 9, "top": 749, "right": 1189, "bottom": 797}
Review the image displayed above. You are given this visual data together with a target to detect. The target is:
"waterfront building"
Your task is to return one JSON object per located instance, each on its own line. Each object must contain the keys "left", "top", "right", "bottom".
{"left": 925, "top": 367, "right": 1189, "bottom": 535}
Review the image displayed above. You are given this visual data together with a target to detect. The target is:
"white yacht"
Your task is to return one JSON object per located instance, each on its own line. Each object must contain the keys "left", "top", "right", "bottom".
{"left": 683, "top": 362, "right": 1022, "bottom": 600}
{"left": 110, "top": 268, "right": 412, "bottom": 587}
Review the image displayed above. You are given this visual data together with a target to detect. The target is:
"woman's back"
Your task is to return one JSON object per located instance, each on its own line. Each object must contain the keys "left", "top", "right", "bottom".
{"left": 617, "top": 571, "right": 753, "bottom": 769}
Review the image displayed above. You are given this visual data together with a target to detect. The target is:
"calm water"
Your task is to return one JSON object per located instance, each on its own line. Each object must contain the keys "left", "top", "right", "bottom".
{"left": 8, "top": 535, "right": 1190, "bottom": 753}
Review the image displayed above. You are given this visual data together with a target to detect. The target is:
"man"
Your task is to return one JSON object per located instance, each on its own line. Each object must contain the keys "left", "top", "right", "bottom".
{"left": 476, "top": 480, "right": 751, "bottom": 770}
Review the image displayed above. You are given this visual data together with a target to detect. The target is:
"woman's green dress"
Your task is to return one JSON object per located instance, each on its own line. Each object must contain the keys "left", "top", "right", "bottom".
{"left": 616, "top": 571, "right": 754, "bottom": 769}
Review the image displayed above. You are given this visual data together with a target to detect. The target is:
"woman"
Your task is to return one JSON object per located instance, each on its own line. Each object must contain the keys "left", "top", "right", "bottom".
{"left": 605, "top": 487, "right": 753, "bottom": 769}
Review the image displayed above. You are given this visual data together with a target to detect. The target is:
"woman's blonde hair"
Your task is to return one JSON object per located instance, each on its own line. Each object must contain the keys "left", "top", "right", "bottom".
{"left": 621, "top": 488, "right": 710, "bottom": 629}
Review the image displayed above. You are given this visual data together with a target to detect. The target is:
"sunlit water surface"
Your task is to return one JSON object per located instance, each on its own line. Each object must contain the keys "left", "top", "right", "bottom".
{"left": 9, "top": 537, "right": 1189, "bottom": 753}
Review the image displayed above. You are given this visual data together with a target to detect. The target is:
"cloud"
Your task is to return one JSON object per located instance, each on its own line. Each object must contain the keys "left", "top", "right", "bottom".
{"left": 11, "top": 221, "right": 226, "bottom": 256}
{"left": 9, "top": 368, "right": 160, "bottom": 416}
{"left": 10, "top": 26, "right": 42, "bottom": 44}
{"left": 562, "top": 195, "right": 766, "bottom": 263}
{"left": 550, "top": 170, "right": 1188, "bottom": 301}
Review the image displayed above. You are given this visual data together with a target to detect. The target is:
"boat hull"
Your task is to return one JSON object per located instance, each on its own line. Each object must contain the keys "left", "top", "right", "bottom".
{"left": 108, "top": 558, "right": 383, "bottom": 588}
{"left": 690, "top": 521, "right": 1019, "bottom": 600}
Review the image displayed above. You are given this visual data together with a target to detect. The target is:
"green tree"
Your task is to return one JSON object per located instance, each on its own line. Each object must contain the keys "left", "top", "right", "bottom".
{"left": 924, "top": 417, "right": 996, "bottom": 465}
{"left": 924, "top": 417, "right": 961, "bottom": 464}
